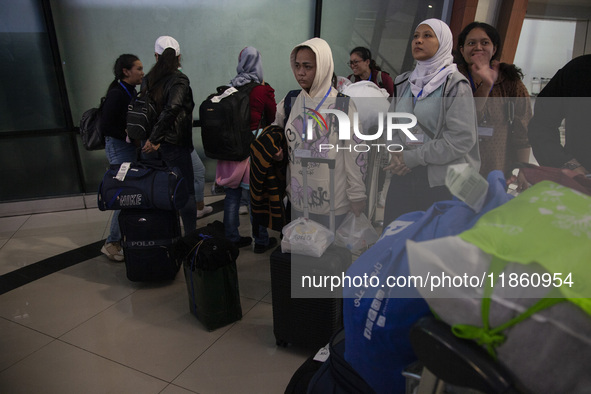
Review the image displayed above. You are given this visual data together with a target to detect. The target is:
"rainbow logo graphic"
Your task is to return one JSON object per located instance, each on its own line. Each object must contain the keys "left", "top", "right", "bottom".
{"left": 303, "top": 107, "right": 328, "bottom": 130}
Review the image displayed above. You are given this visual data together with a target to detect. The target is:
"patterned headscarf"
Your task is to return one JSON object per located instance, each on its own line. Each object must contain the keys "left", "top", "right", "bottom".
{"left": 230, "top": 46, "right": 263, "bottom": 87}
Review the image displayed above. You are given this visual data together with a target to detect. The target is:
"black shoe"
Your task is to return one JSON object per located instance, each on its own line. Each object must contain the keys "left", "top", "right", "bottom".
{"left": 253, "top": 237, "right": 278, "bottom": 254}
{"left": 234, "top": 236, "right": 252, "bottom": 248}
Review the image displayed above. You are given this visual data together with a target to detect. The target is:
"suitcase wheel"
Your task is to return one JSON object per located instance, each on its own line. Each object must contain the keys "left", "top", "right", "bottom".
{"left": 276, "top": 339, "right": 289, "bottom": 348}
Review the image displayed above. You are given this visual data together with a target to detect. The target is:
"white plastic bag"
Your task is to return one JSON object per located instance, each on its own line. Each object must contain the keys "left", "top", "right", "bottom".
{"left": 281, "top": 217, "right": 334, "bottom": 258}
{"left": 334, "top": 212, "right": 379, "bottom": 253}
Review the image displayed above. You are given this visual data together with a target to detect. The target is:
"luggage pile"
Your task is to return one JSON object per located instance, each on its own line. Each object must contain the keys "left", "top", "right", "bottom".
{"left": 98, "top": 157, "right": 187, "bottom": 282}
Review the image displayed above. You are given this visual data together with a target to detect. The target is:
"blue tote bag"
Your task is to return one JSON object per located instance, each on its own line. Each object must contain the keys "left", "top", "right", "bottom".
{"left": 342, "top": 171, "right": 513, "bottom": 393}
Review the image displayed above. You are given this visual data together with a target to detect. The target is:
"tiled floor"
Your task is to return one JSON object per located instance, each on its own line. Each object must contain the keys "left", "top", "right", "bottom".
{"left": 0, "top": 195, "right": 312, "bottom": 393}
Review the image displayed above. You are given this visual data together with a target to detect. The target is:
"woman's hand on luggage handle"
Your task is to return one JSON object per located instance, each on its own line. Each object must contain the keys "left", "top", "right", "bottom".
{"left": 142, "top": 140, "right": 160, "bottom": 154}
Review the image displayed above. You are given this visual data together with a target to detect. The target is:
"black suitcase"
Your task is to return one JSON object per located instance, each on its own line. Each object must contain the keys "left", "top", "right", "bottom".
{"left": 177, "top": 221, "right": 242, "bottom": 331}
{"left": 119, "top": 209, "right": 181, "bottom": 281}
{"left": 270, "top": 157, "right": 352, "bottom": 349}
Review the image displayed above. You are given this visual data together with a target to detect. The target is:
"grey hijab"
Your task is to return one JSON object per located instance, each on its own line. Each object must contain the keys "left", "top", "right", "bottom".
{"left": 230, "top": 46, "right": 263, "bottom": 87}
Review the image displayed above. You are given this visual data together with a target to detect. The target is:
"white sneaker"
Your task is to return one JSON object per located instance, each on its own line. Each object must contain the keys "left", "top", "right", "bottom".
{"left": 197, "top": 205, "right": 213, "bottom": 218}
{"left": 239, "top": 205, "right": 249, "bottom": 215}
{"left": 101, "top": 242, "right": 124, "bottom": 262}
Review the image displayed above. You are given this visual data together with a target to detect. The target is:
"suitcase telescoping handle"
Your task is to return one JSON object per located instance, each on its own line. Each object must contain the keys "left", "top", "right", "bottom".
{"left": 300, "top": 157, "right": 336, "bottom": 233}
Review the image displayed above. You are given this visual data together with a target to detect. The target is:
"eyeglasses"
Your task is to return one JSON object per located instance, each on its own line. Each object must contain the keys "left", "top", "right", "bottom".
{"left": 347, "top": 60, "right": 364, "bottom": 68}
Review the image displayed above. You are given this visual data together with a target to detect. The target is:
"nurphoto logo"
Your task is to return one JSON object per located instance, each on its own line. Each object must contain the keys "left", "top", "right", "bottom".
{"left": 304, "top": 108, "right": 418, "bottom": 153}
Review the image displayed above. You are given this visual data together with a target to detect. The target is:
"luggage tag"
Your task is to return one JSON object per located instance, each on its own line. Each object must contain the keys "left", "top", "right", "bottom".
{"left": 313, "top": 343, "right": 330, "bottom": 362}
{"left": 115, "top": 162, "right": 131, "bottom": 181}
{"left": 211, "top": 87, "right": 237, "bottom": 103}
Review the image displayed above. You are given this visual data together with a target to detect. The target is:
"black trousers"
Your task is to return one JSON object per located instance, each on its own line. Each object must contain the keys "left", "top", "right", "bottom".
{"left": 383, "top": 165, "right": 452, "bottom": 227}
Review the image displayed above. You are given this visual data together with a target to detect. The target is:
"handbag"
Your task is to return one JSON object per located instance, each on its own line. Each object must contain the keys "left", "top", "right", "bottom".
{"left": 98, "top": 160, "right": 189, "bottom": 211}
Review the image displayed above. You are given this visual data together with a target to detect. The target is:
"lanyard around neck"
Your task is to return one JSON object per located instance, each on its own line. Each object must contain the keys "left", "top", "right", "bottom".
{"left": 413, "top": 66, "right": 446, "bottom": 106}
{"left": 302, "top": 86, "right": 332, "bottom": 139}
{"left": 308, "top": 86, "right": 332, "bottom": 111}
{"left": 467, "top": 70, "right": 494, "bottom": 94}
{"left": 119, "top": 81, "right": 133, "bottom": 99}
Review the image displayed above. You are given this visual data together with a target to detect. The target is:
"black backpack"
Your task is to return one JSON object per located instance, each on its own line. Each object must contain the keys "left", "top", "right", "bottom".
{"left": 79, "top": 97, "right": 106, "bottom": 150}
{"left": 126, "top": 89, "right": 158, "bottom": 140}
{"left": 199, "top": 81, "right": 259, "bottom": 161}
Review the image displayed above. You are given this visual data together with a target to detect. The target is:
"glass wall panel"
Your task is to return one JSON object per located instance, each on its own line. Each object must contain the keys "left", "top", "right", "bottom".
{"left": 50, "top": 0, "right": 316, "bottom": 125}
{"left": 321, "top": 0, "right": 449, "bottom": 81}
{"left": 1, "top": 0, "right": 455, "bottom": 207}
{"left": 49, "top": 0, "right": 316, "bottom": 189}
{"left": 0, "top": 134, "right": 82, "bottom": 201}
{"left": 515, "top": 18, "right": 577, "bottom": 95}
{"left": 0, "top": 0, "right": 67, "bottom": 132}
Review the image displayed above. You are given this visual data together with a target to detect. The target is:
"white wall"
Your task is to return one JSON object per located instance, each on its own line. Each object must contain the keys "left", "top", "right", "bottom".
{"left": 50, "top": 0, "right": 316, "bottom": 122}
{"left": 514, "top": 18, "right": 577, "bottom": 95}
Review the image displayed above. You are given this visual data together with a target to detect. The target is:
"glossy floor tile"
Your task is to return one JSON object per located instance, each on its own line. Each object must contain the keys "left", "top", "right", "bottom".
{"left": 0, "top": 197, "right": 310, "bottom": 393}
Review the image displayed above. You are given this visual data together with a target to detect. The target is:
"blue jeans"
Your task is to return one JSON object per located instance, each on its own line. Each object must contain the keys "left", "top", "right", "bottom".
{"left": 224, "top": 186, "right": 269, "bottom": 245}
{"left": 240, "top": 188, "right": 249, "bottom": 207}
{"left": 191, "top": 149, "right": 205, "bottom": 202}
{"left": 104, "top": 137, "right": 137, "bottom": 243}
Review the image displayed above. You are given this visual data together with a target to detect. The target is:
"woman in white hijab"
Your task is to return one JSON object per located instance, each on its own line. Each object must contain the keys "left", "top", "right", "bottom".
{"left": 383, "top": 18, "right": 480, "bottom": 226}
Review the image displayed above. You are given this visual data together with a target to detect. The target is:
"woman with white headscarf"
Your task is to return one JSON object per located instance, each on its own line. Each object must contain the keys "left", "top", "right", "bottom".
{"left": 216, "top": 46, "right": 277, "bottom": 251}
{"left": 383, "top": 18, "right": 480, "bottom": 226}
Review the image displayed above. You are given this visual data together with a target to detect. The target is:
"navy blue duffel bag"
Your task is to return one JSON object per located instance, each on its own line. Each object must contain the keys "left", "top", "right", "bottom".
{"left": 98, "top": 161, "right": 188, "bottom": 211}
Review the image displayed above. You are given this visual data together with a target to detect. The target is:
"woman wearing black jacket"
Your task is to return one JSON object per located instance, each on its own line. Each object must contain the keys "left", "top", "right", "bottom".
{"left": 100, "top": 53, "right": 143, "bottom": 261}
{"left": 141, "top": 37, "right": 196, "bottom": 234}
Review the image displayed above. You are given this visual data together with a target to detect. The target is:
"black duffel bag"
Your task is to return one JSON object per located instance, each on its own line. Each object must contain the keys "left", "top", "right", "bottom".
{"left": 98, "top": 160, "right": 188, "bottom": 211}
{"left": 306, "top": 328, "right": 376, "bottom": 393}
{"left": 178, "top": 221, "right": 242, "bottom": 331}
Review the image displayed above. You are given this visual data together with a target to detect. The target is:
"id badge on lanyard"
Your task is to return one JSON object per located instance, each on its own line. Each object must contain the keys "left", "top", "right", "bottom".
{"left": 478, "top": 114, "right": 494, "bottom": 139}
{"left": 478, "top": 126, "right": 494, "bottom": 139}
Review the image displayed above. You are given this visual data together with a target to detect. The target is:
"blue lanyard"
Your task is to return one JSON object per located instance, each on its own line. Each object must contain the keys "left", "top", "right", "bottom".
{"left": 303, "top": 86, "right": 332, "bottom": 139}
{"left": 119, "top": 81, "right": 133, "bottom": 99}
{"left": 413, "top": 66, "right": 446, "bottom": 106}
{"left": 467, "top": 71, "right": 494, "bottom": 94}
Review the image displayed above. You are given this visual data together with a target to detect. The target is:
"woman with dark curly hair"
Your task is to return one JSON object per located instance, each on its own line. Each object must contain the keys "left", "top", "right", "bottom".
{"left": 455, "top": 22, "right": 531, "bottom": 185}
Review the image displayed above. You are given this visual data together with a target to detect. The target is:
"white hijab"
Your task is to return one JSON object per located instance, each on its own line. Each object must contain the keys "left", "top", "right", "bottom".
{"left": 409, "top": 18, "right": 457, "bottom": 100}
